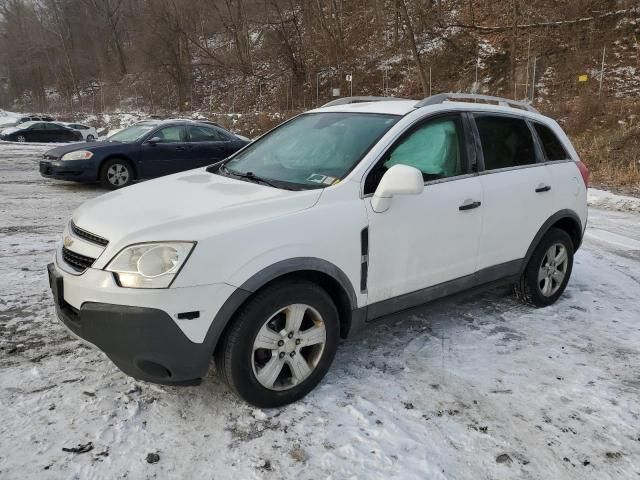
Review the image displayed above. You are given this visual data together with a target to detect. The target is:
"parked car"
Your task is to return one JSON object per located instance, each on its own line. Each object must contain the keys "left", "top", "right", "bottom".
{"left": 39, "top": 120, "right": 250, "bottom": 189}
{"left": 57, "top": 122, "right": 99, "bottom": 141}
{"left": 47, "top": 94, "right": 588, "bottom": 407}
{"left": 17, "top": 114, "right": 55, "bottom": 123}
{"left": 1, "top": 121, "right": 82, "bottom": 143}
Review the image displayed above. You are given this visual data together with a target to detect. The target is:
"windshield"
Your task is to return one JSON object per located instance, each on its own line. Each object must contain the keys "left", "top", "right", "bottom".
{"left": 107, "top": 124, "right": 157, "bottom": 142}
{"left": 221, "top": 113, "right": 398, "bottom": 189}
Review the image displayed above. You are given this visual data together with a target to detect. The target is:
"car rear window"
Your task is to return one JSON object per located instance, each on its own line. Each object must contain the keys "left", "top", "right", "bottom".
{"left": 533, "top": 123, "right": 569, "bottom": 161}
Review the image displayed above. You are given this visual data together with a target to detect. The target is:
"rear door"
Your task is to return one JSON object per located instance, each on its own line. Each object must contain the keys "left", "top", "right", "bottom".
{"left": 139, "top": 125, "right": 191, "bottom": 177}
{"left": 472, "top": 113, "right": 554, "bottom": 270}
{"left": 531, "top": 121, "right": 584, "bottom": 219}
{"left": 186, "top": 125, "right": 235, "bottom": 168}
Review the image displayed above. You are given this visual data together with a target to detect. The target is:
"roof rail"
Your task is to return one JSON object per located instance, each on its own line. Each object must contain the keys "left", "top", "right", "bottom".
{"left": 415, "top": 93, "right": 539, "bottom": 113}
{"left": 321, "top": 96, "right": 406, "bottom": 107}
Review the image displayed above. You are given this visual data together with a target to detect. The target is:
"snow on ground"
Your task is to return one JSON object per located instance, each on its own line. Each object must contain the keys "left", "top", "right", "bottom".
{"left": 1, "top": 143, "right": 639, "bottom": 479}
{"left": 588, "top": 188, "right": 640, "bottom": 213}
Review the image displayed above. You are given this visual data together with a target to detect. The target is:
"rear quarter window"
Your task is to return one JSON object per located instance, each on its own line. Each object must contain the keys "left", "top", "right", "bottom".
{"left": 533, "top": 123, "right": 570, "bottom": 161}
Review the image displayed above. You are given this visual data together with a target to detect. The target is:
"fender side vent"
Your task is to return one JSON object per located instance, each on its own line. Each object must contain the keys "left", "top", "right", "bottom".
{"left": 360, "top": 227, "right": 369, "bottom": 293}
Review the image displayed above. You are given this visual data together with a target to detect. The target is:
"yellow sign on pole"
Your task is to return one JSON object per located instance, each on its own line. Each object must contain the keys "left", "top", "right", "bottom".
{"left": 578, "top": 74, "right": 588, "bottom": 82}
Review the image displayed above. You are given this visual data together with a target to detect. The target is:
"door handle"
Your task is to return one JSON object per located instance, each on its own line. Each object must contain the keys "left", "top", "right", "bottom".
{"left": 535, "top": 185, "right": 551, "bottom": 193}
{"left": 459, "top": 200, "right": 481, "bottom": 211}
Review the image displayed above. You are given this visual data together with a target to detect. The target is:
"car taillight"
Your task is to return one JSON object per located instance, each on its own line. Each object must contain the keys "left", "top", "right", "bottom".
{"left": 576, "top": 161, "right": 589, "bottom": 188}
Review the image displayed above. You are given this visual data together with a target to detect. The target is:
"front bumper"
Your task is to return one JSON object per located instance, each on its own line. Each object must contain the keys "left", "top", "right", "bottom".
{"left": 47, "top": 261, "right": 237, "bottom": 385}
{"left": 39, "top": 160, "right": 97, "bottom": 182}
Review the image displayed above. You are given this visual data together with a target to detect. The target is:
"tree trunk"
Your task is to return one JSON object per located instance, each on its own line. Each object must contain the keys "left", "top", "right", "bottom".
{"left": 398, "top": 0, "right": 429, "bottom": 96}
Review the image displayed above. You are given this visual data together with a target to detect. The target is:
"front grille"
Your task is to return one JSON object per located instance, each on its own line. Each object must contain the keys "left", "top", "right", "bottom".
{"left": 70, "top": 222, "right": 108, "bottom": 246}
{"left": 62, "top": 246, "right": 96, "bottom": 272}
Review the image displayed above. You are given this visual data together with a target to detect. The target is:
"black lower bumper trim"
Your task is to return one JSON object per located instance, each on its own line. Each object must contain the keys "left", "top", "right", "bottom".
{"left": 47, "top": 263, "right": 210, "bottom": 385}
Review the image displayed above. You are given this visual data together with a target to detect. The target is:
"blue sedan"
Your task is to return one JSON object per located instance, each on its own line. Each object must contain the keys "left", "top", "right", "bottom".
{"left": 40, "top": 120, "right": 250, "bottom": 189}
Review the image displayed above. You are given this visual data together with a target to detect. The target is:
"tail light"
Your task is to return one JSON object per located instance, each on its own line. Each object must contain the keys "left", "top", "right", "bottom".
{"left": 576, "top": 161, "right": 589, "bottom": 188}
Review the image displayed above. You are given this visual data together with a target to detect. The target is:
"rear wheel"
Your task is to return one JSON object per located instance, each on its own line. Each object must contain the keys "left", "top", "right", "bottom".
{"left": 215, "top": 280, "right": 339, "bottom": 408}
{"left": 99, "top": 158, "right": 133, "bottom": 189}
{"left": 86, "top": 134, "right": 96, "bottom": 142}
{"left": 515, "top": 228, "right": 574, "bottom": 307}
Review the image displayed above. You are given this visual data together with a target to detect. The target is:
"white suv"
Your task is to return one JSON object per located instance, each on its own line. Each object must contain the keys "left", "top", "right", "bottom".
{"left": 48, "top": 94, "right": 589, "bottom": 407}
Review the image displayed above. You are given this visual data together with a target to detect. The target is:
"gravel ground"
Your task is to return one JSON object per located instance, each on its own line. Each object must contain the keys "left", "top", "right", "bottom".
{"left": 1, "top": 142, "right": 639, "bottom": 480}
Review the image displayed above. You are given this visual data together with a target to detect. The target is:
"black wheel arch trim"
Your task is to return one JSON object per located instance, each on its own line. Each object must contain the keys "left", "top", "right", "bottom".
{"left": 521, "top": 209, "right": 583, "bottom": 275}
{"left": 206, "top": 257, "right": 358, "bottom": 355}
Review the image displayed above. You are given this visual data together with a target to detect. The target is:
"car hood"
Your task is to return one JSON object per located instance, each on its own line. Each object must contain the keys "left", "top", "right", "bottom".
{"left": 1, "top": 126, "right": 23, "bottom": 135}
{"left": 72, "top": 169, "right": 323, "bottom": 249}
{"left": 45, "top": 141, "right": 117, "bottom": 156}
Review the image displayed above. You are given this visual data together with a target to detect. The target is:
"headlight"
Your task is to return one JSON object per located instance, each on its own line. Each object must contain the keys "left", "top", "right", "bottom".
{"left": 61, "top": 150, "right": 93, "bottom": 161}
{"left": 105, "top": 242, "right": 195, "bottom": 288}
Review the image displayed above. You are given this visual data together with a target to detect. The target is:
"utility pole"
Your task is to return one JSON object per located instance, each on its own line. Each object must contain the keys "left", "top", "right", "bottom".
{"left": 599, "top": 46, "right": 606, "bottom": 97}
{"left": 530, "top": 56, "right": 537, "bottom": 102}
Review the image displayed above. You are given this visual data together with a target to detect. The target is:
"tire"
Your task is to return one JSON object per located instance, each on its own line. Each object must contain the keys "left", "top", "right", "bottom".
{"left": 16, "top": 135, "right": 26, "bottom": 143}
{"left": 99, "top": 158, "right": 133, "bottom": 190}
{"left": 215, "top": 280, "right": 340, "bottom": 408}
{"left": 515, "top": 228, "right": 574, "bottom": 307}
{"left": 87, "top": 134, "right": 95, "bottom": 142}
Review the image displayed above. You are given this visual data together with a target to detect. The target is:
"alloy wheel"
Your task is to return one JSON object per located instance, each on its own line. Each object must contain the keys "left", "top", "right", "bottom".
{"left": 538, "top": 243, "right": 568, "bottom": 297}
{"left": 17, "top": 135, "right": 26, "bottom": 142}
{"left": 106, "top": 163, "right": 130, "bottom": 187}
{"left": 251, "top": 303, "right": 326, "bottom": 391}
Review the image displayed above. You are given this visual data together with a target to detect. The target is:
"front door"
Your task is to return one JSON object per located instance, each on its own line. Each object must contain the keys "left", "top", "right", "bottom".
{"left": 364, "top": 113, "right": 483, "bottom": 308}
{"left": 139, "top": 126, "right": 191, "bottom": 178}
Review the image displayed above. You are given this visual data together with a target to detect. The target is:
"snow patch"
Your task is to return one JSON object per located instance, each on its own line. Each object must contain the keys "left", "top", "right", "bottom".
{"left": 588, "top": 188, "right": 640, "bottom": 213}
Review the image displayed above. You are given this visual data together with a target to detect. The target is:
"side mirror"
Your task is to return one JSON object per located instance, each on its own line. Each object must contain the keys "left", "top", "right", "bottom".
{"left": 371, "top": 164, "right": 424, "bottom": 213}
{"left": 147, "top": 136, "right": 161, "bottom": 145}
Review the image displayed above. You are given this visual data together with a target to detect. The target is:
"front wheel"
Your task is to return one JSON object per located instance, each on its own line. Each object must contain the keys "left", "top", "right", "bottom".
{"left": 86, "top": 134, "right": 95, "bottom": 142}
{"left": 99, "top": 158, "right": 133, "bottom": 189}
{"left": 515, "top": 228, "right": 574, "bottom": 307}
{"left": 215, "top": 280, "right": 339, "bottom": 408}
{"left": 16, "top": 135, "right": 26, "bottom": 142}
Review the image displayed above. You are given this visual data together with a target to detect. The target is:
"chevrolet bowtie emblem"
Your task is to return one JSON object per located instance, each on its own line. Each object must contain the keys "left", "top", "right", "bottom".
{"left": 63, "top": 236, "right": 74, "bottom": 248}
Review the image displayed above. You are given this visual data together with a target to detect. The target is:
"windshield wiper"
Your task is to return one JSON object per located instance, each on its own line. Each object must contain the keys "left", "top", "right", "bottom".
{"left": 219, "top": 164, "right": 283, "bottom": 189}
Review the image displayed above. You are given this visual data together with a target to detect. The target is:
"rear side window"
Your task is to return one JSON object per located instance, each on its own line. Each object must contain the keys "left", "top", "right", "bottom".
{"left": 188, "top": 126, "right": 227, "bottom": 142}
{"left": 474, "top": 115, "right": 537, "bottom": 170}
{"left": 533, "top": 123, "right": 569, "bottom": 161}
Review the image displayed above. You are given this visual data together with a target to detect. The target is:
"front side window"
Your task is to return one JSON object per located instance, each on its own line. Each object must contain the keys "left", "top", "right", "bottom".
{"left": 221, "top": 113, "right": 398, "bottom": 189}
{"left": 533, "top": 122, "right": 569, "bottom": 161}
{"left": 188, "top": 126, "right": 226, "bottom": 142}
{"left": 474, "top": 115, "right": 537, "bottom": 170}
{"left": 152, "top": 126, "right": 185, "bottom": 143}
{"left": 365, "top": 115, "right": 468, "bottom": 194}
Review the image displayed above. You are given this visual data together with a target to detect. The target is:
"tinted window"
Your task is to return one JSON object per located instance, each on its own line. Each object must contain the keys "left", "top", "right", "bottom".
{"left": 534, "top": 123, "right": 569, "bottom": 161}
{"left": 475, "top": 115, "right": 537, "bottom": 170}
{"left": 188, "top": 125, "right": 226, "bottom": 142}
{"left": 153, "top": 126, "right": 185, "bottom": 143}
{"left": 29, "top": 123, "right": 45, "bottom": 130}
